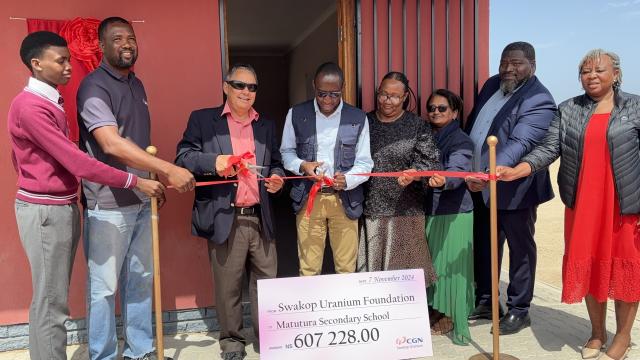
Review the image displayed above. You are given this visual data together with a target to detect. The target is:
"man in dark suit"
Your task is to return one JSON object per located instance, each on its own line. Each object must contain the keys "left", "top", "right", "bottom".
{"left": 465, "top": 42, "right": 556, "bottom": 335}
{"left": 175, "top": 63, "right": 284, "bottom": 360}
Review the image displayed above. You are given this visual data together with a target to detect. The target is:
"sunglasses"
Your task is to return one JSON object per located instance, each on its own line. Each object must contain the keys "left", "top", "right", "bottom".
{"left": 427, "top": 105, "right": 449, "bottom": 113}
{"left": 226, "top": 80, "right": 258, "bottom": 92}
{"left": 316, "top": 90, "right": 342, "bottom": 99}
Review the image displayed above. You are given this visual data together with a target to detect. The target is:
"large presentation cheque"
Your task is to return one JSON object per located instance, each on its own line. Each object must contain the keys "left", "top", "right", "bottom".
{"left": 257, "top": 269, "right": 432, "bottom": 359}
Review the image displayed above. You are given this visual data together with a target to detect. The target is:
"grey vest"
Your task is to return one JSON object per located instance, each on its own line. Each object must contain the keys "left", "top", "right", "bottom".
{"left": 289, "top": 100, "right": 365, "bottom": 219}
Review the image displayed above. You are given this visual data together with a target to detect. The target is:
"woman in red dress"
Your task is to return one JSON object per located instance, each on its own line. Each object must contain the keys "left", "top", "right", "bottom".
{"left": 498, "top": 49, "right": 640, "bottom": 360}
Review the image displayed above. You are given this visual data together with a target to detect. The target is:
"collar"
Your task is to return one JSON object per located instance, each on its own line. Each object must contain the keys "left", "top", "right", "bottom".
{"left": 433, "top": 119, "right": 461, "bottom": 142}
{"left": 99, "top": 61, "right": 133, "bottom": 82}
{"left": 314, "top": 99, "right": 343, "bottom": 118}
{"left": 582, "top": 89, "right": 625, "bottom": 110}
{"left": 26, "top": 77, "right": 61, "bottom": 104}
{"left": 222, "top": 101, "right": 259, "bottom": 123}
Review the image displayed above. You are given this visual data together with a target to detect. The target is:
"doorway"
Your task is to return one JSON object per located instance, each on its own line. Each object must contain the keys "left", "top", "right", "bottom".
{"left": 223, "top": 0, "right": 352, "bottom": 276}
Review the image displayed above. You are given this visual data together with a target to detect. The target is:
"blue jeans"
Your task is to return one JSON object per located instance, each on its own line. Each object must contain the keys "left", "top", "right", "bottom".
{"left": 84, "top": 202, "right": 154, "bottom": 360}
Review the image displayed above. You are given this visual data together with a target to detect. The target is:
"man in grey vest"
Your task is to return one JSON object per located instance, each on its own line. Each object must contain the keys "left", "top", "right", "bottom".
{"left": 280, "top": 62, "right": 373, "bottom": 275}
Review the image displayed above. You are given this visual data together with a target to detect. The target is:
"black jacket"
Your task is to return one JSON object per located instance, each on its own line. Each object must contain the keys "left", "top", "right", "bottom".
{"left": 522, "top": 91, "right": 640, "bottom": 214}
{"left": 175, "top": 106, "right": 285, "bottom": 244}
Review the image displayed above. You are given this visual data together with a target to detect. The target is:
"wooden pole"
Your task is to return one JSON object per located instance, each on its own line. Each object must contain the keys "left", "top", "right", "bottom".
{"left": 145, "top": 145, "right": 169, "bottom": 359}
{"left": 469, "top": 137, "right": 519, "bottom": 360}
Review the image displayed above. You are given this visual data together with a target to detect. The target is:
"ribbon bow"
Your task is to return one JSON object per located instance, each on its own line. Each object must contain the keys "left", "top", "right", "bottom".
{"left": 305, "top": 176, "right": 335, "bottom": 217}
{"left": 221, "top": 151, "right": 255, "bottom": 177}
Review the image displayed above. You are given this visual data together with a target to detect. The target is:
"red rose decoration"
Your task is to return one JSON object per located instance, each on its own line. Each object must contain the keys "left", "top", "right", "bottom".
{"left": 60, "top": 17, "right": 102, "bottom": 71}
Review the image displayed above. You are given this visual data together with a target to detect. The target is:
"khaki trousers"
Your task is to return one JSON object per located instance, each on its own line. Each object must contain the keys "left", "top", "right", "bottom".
{"left": 296, "top": 193, "right": 358, "bottom": 275}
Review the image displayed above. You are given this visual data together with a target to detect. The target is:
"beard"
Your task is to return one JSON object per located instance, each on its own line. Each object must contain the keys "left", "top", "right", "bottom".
{"left": 500, "top": 78, "right": 519, "bottom": 94}
{"left": 114, "top": 51, "right": 137, "bottom": 69}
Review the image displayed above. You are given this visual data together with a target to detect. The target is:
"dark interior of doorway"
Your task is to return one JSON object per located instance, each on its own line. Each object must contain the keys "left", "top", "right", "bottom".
{"left": 226, "top": 0, "right": 339, "bottom": 277}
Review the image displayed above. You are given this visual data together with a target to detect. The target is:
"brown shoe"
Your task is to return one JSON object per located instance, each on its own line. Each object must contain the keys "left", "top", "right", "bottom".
{"left": 431, "top": 316, "right": 453, "bottom": 335}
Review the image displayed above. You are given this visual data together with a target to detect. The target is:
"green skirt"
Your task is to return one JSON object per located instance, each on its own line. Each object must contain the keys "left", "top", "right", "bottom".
{"left": 426, "top": 211, "right": 475, "bottom": 345}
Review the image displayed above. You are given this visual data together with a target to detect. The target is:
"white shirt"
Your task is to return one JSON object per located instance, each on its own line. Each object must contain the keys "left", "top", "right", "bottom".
{"left": 280, "top": 100, "right": 373, "bottom": 190}
{"left": 24, "top": 77, "right": 64, "bottom": 111}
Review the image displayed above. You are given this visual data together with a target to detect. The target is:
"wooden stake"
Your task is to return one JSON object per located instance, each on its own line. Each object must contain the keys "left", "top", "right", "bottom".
{"left": 469, "top": 136, "right": 519, "bottom": 360}
{"left": 146, "top": 145, "right": 169, "bottom": 359}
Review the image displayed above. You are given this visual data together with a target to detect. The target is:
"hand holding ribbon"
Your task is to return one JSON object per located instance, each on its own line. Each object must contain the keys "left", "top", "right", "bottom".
{"left": 265, "top": 174, "right": 284, "bottom": 193}
{"left": 428, "top": 173, "right": 446, "bottom": 188}
{"left": 398, "top": 169, "right": 417, "bottom": 187}
{"left": 215, "top": 152, "right": 255, "bottom": 177}
{"left": 332, "top": 171, "right": 347, "bottom": 191}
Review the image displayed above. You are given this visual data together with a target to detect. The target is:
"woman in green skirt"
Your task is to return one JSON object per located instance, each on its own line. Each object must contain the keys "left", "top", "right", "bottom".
{"left": 425, "top": 89, "right": 475, "bottom": 345}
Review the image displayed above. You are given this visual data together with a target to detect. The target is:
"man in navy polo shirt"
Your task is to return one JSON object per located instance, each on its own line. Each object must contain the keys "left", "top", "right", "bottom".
{"left": 77, "top": 17, "right": 195, "bottom": 360}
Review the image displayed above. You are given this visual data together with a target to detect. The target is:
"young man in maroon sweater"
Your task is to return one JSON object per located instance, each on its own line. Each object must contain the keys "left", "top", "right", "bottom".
{"left": 7, "top": 31, "right": 164, "bottom": 360}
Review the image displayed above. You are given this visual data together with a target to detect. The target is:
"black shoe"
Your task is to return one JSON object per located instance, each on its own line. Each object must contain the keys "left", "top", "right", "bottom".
{"left": 222, "top": 351, "right": 246, "bottom": 360}
{"left": 468, "top": 303, "right": 505, "bottom": 320}
{"left": 124, "top": 352, "right": 158, "bottom": 360}
{"left": 495, "top": 313, "right": 531, "bottom": 335}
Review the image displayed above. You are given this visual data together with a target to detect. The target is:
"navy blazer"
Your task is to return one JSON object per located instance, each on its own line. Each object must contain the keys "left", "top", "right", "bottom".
{"left": 175, "top": 105, "right": 285, "bottom": 244}
{"left": 465, "top": 75, "right": 556, "bottom": 210}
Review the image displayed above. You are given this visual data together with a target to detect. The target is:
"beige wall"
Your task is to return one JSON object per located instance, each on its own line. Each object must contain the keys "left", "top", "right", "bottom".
{"left": 287, "top": 11, "right": 338, "bottom": 105}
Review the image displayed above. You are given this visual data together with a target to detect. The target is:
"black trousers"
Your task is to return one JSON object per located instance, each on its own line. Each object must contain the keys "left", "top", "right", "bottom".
{"left": 472, "top": 192, "right": 537, "bottom": 316}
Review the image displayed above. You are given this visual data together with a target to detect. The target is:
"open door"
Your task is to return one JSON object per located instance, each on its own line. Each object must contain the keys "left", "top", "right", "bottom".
{"left": 221, "top": 0, "right": 357, "bottom": 109}
{"left": 222, "top": 0, "right": 351, "bottom": 276}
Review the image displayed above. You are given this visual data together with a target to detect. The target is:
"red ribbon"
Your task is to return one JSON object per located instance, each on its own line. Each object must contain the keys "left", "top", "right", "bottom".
{"left": 353, "top": 170, "right": 493, "bottom": 181}
{"left": 174, "top": 152, "right": 499, "bottom": 214}
{"left": 189, "top": 170, "right": 493, "bottom": 186}
{"left": 305, "top": 177, "right": 334, "bottom": 217}
{"left": 222, "top": 151, "right": 254, "bottom": 177}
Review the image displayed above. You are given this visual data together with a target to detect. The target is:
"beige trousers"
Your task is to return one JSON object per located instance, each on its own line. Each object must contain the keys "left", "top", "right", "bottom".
{"left": 296, "top": 193, "right": 358, "bottom": 275}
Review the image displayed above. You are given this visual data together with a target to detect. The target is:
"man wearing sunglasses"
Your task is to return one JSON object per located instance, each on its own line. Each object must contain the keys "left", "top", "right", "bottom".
{"left": 175, "top": 63, "right": 284, "bottom": 360}
{"left": 280, "top": 62, "right": 373, "bottom": 276}
{"left": 464, "top": 41, "right": 556, "bottom": 335}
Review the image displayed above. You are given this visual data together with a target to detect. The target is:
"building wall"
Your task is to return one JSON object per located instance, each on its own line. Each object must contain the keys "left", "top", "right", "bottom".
{"left": 0, "top": 0, "right": 224, "bottom": 325}
{"left": 358, "top": 0, "right": 490, "bottom": 120}
{"left": 0, "top": 0, "right": 489, "bottom": 328}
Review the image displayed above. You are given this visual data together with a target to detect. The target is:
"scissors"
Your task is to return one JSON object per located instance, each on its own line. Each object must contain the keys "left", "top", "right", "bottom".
{"left": 246, "top": 164, "right": 267, "bottom": 178}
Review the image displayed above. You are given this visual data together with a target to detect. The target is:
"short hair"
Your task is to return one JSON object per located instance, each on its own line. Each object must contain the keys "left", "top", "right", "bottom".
{"left": 225, "top": 63, "right": 258, "bottom": 84}
{"left": 98, "top": 17, "right": 131, "bottom": 42}
{"left": 20, "top": 31, "right": 68, "bottom": 71}
{"left": 314, "top": 62, "right": 344, "bottom": 85}
{"left": 380, "top": 71, "right": 416, "bottom": 111}
{"left": 502, "top": 41, "right": 535, "bottom": 63}
{"left": 578, "top": 49, "right": 622, "bottom": 90}
{"left": 427, "top": 88, "right": 464, "bottom": 114}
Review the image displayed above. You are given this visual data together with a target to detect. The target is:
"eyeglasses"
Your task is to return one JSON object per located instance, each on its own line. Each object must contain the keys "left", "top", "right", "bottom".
{"left": 427, "top": 105, "right": 449, "bottom": 113}
{"left": 226, "top": 80, "right": 258, "bottom": 92}
{"left": 377, "top": 92, "right": 404, "bottom": 104}
{"left": 316, "top": 90, "right": 342, "bottom": 99}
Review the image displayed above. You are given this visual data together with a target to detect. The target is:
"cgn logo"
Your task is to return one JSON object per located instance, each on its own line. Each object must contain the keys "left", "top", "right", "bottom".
{"left": 395, "top": 336, "right": 424, "bottom": 346}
